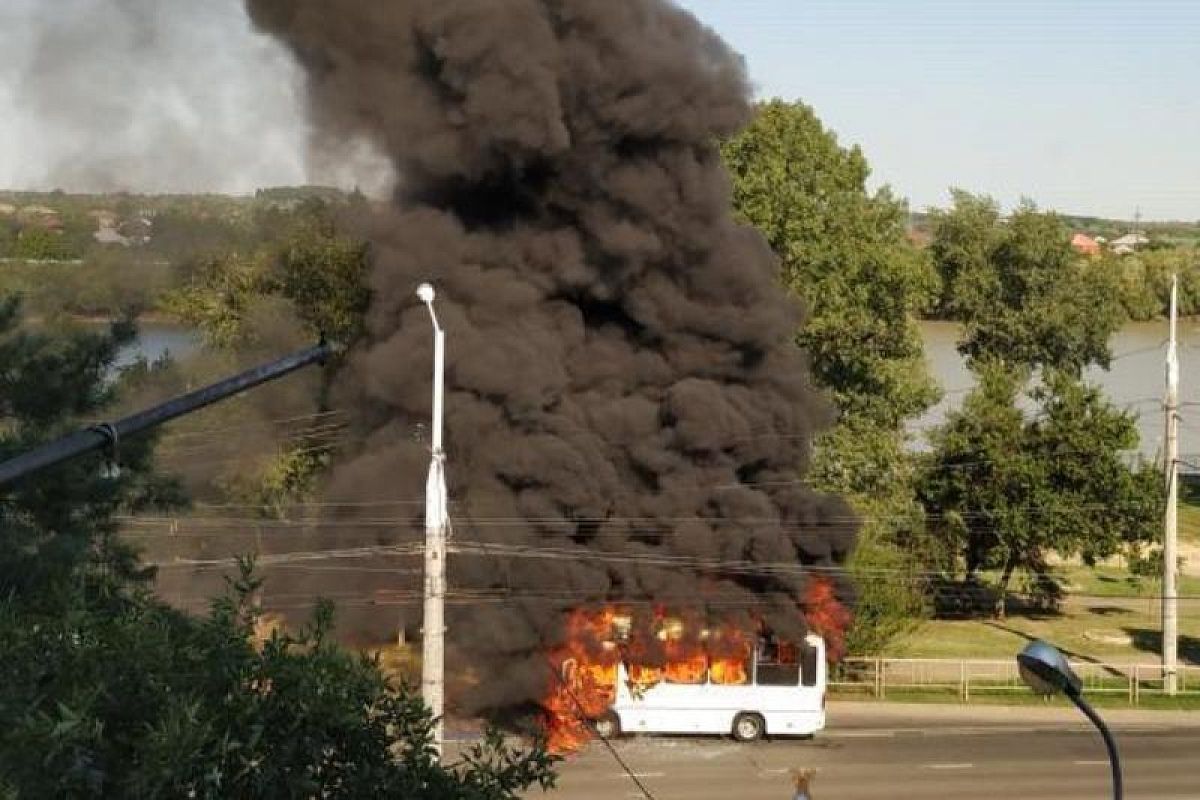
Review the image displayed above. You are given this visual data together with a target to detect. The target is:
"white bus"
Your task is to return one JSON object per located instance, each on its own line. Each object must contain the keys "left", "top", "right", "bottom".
{"left": 586, "top": 633, "right": 826, "bottom": 742}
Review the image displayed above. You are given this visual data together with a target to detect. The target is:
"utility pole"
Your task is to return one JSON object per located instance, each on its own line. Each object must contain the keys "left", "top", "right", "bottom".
{"left": 1163, "top": 274, "right": 1179, "bottom": 696}
{"left": 417, "top": 283, "right": 449, "bottom": 757}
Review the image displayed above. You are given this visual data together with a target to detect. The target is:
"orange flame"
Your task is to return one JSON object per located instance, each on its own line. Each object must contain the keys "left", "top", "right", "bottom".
{"left": 708, "top": 627, "right": 751, "bottom": 685}
{"left": 543, "top": 608, "right": 754, "bottom": 753}
{"left": 544, "top": 593, "right": 847, "bottom": 754}
{"left": 803, "top": 577, "right": 852, "bottom": 663}
{"left": 543, "top": 608, "right": 621, "bottom": 753}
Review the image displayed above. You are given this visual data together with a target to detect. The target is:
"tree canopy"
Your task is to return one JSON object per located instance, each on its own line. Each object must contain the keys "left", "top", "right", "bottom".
{"left": 722, "top": 100, "right": 939, "bottom": 650}
{"left": 0, "top": 567, "right": 557, "bottom": 799}
{"left": 931, "top": 191, "right": 1124, "bottom": 373}
{"left": 723, "top": 99, "right": 939, "bottom": 433}
{"left": 922, "top": 196, "right": 1160, "bottom": 616}
{"left": 0, "top": 297, "right": 557, "bottom": 798}
{"left": 0, "top": 298, "right": 183, "bottom": 592}
{"left": 918, "top": 365, "right": 1161, "bottom": 616}
{"left": 165, "top": 198, "right": 370, "bottom": 349}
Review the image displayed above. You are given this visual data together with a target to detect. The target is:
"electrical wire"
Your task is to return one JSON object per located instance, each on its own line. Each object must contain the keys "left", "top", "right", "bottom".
{"left": 540, "top": 657, "right": 658, "bottom": 800}
{"left": 155, "top": 409, "right": 350, "bottom": 442}
{"left": 163, "top": 585, "right": 1200, "bottom": 613}
{"left": 140, "top": 532, "right": 1178, "bottom": 595}
{"left": 118, "top": 495, "right": 1167, "bottom": 528}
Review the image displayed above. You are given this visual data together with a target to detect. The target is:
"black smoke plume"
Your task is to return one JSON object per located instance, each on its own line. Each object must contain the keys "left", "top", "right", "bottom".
{"left": 244, "top": 0, "right": 856, "bottom": 714}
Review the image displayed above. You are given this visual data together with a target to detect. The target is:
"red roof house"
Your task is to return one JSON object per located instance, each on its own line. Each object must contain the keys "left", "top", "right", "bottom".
{"left": 1070, "top": 233, "right": 1101, "bottom": 257}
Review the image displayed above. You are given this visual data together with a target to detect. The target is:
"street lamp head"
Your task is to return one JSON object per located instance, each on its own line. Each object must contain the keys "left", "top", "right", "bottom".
{"left": 416, "top": 283, "right": 436, "bottom": 306}
{"left": 1017, "top": 640, "right": 1123, "bottom": 799}
{"left": 1017, "top": 640, "right": 1082, "bottom": 698}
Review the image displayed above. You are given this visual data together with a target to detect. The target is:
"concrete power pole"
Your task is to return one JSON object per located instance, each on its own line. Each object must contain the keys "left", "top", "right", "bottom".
{"left": 1163, "top": 274, "right": 1179, "bottom": 696}
{"left": 417, "top": 283, "right": 449, "bottom": 757}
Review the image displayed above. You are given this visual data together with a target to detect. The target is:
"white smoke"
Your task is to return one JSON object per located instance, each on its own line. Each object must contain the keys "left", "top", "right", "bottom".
{"left": 0, "top": 0, "right": 392, "bottom": 195}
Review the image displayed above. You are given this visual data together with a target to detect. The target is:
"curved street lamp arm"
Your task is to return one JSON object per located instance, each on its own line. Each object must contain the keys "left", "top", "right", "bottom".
{"left": 1067, "top": 690, "right": 1123, "bottom": 800}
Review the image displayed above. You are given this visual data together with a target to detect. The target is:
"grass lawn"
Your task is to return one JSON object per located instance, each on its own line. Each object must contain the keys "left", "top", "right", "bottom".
{"left": 1179, "top": 493, "right": 1200, "bottom": 544}
{"left": 830, "top": 686, "right": 1200, "bottom": 711}
{"left": 889, "top": 565, "right": 1200, "bottom": 664}
{"left": 1178, "top": 478, "right": 1200, "bottom": 543}
{"left": 1062, "top": 565, "right": 1200, "bottom": 598}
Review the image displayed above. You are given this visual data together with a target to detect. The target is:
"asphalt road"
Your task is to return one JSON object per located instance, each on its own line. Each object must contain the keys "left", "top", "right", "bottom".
{"left": 542, "top": 703, "right": 1200, "bottom": 799}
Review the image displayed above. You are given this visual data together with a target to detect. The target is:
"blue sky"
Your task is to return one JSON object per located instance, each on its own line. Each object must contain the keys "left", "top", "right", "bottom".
{"left": 1, "top": 1, "right": 1195, "bottom": 219}
{"left": 676, "top": 0, "right": 1200, "bottom": 220}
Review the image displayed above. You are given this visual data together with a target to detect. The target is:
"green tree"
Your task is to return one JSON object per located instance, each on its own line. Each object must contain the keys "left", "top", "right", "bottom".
{"left": 0, "top": 297, "right": 182, "bottom": 591}
{"left": 927, "top": 189, "right": 1000, "bottom": 317}
{"left": 723, "top": 100, "right": 939, "bottom": 431}
{"left": 160, "top": 200, "right": 369, "bottom": 511}
{"left": 0, "top": 297, "right": 557, "bottom": 798}
{"left": 723, "top": 100, "right": 940, "bottom": 651}
{"left": 166, "top": 199, "right": 370, "bottom": 348}
{"left": 918, "top": 365, "right": 1161, "bottom": 617}
{"left": 0, "top": 569, "right": 558, "bottom": 798}
{"left": 0, "top": 219, "right": 16, "bottom": 256}
{"left": 1113, "top": 246, "right": 1200, "bottom": 321}
{"left": 932, "top": 192, "right": 1124, "bottom": 373}
{"left": 923, "top": 192, "right": 1157, "bottom": 618}
{"left": 12, "top": 226, "right": 75, "bottom": 261}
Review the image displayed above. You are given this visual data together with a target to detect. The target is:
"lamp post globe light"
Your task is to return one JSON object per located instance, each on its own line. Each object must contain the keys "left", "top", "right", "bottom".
{"left": 1017, "top": 640, "right": 1122, "bottom": 800}
{"left": 416, "top": 282, "right": 436, "bottom": 306}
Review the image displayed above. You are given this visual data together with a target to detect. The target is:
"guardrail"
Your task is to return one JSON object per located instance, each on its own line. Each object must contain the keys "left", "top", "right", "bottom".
{"left": 831, "top": 657, "right": 1200, "bottom": 705}
{"left": 0, "top": 258, "right": 85, "bottom": 265}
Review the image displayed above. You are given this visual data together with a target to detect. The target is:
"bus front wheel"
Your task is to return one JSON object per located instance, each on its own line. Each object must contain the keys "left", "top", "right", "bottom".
{"left": 593, "top": 712, "right": 620, "bottom": 739}
{"left": 732, "top": 713, "right": 765, "bottom": 742}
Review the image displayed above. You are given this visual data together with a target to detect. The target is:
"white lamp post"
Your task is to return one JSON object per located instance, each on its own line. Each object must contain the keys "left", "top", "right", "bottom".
{"left": 1163, "top": 274, "right": 1179, "bottom": 695}
{"left": 417, "top": 282, "right": 448, "bottom": 759}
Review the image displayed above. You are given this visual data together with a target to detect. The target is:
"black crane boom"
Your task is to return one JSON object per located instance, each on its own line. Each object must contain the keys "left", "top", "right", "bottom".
{"left": 0, "top": 341, "right": 333, "bottom": 489}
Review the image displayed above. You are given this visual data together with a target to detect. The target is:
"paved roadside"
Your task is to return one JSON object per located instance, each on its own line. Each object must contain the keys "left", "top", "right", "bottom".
{"left": 828, "top": 699, "right": 1200, "bottom": 731}
{"left": 444, "top": 699, "right": 1200, "bottom": 742}
{"left": 549, "top": 704, "right": 1200, "bottom": 799}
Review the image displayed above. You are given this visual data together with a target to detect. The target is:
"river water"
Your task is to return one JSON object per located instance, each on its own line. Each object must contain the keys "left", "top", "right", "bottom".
{"left": 117, "top": 324, "right": 200, "bottom": 369}
{"left": 122, "top": 321, "right": 1182, "bottom": 460}
{"left": 916, "top": 320, "right": 1184, "bottom": 460}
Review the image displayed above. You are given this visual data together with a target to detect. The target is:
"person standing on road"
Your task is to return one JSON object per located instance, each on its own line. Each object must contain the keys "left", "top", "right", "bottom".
{"left": 791, "top": 767, "right": 816, "bottom": 800}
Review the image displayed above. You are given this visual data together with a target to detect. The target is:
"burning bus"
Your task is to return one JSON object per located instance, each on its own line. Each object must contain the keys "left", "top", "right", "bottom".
{"left": 545, "top": 608, "right": 827, "bottom": 750}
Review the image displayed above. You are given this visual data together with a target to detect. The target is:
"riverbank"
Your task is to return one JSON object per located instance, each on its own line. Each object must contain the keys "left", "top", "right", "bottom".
{"left": 24, "top": 311, "right": 182, "bottom": 326}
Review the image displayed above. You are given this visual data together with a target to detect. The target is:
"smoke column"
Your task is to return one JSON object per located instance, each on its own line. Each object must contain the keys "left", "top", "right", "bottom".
{"left": 0, "top": 0, "right": 390, "bottom": 195}
{"left": 245, "top": 0, "right": 856, "bottom": 714}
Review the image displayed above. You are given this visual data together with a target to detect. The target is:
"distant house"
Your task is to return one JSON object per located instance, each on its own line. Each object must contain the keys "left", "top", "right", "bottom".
{"left": 94, "top": 225, "right": 130, "bottom": 246}
{"left": 1110, "top": 232, "right": 1149, "bottom": 255}
{"left": 1070, "top": 233, "right": 1101, "bottom": 257}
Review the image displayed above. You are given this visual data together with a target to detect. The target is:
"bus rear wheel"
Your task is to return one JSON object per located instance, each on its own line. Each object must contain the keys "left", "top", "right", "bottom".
{"left": 732, "top": 713, "right": 765, "bottom": 742}
{"left": 593, "top": 712, "right": 620, "bottom": 739}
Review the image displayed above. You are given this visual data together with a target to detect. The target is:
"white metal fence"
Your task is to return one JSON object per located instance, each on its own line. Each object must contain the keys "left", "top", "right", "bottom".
{"left": 831, "top": 657, "right": 1200, "bottom": 704}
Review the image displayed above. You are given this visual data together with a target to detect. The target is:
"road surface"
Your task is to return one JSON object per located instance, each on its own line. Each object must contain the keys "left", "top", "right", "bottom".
{"left": 543, "top": 702, "right": 1200, "bottom": 799}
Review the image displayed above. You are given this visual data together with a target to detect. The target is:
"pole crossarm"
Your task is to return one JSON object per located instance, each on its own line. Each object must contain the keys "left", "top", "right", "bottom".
{"left": 0, "top": 342, "right": 333, "bottom": 490}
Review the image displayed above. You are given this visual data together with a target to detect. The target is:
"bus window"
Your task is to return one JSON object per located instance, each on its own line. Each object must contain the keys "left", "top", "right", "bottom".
{"left": 664, "top": 655, "right": 707, "bottom": 684}
{"left": 755, "top": 636, "right": 798, "bottom": 685}
{"left": 800, "top": 644, "right": 818, "bottom": 687}
{"left": 755, "top": 662, "right": 799, "bottom": 686}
